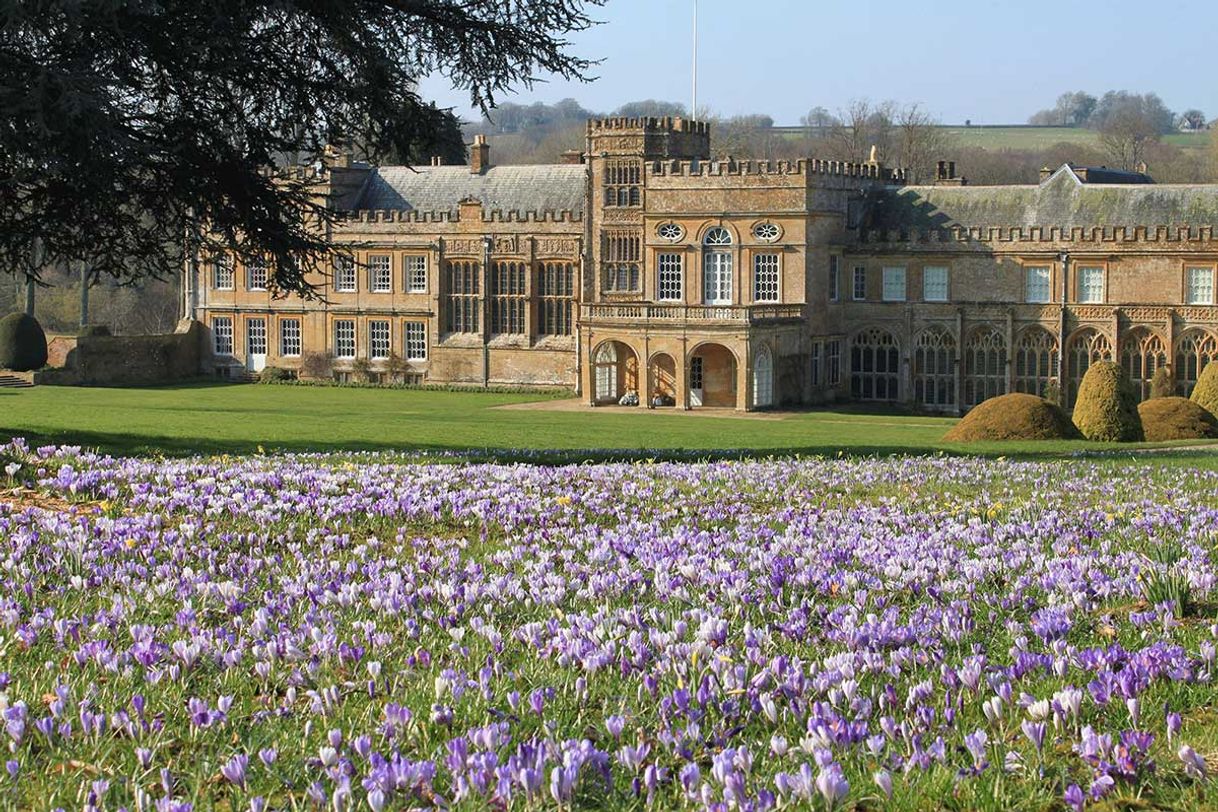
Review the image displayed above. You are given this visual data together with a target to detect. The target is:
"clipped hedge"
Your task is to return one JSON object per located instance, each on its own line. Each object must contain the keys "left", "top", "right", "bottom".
{"left": 1072, "top": 361, "right": 1144, "bottom": 442}
{"left": 1191, "top": 363, "right": 1218, "bottom": 418}
{"left": 943, "top": 393, "right": 1082, "bottom": 442}
{"left": 0, "top": 312, "right": 48, "bottom": 372}
{"left": 1137, "top": 397, "right": 1218, "bottom": 442}
{"left": 258, "top": 366, "right": 293, "bottom": 383}
{"left": 1149, "top": 366, "right": 1173, "bottom": 399}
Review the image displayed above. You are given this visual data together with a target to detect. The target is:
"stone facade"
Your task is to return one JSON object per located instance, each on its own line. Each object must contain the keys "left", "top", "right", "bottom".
{"left": 186, "top": 117, "right": 1218, "bottom": 412}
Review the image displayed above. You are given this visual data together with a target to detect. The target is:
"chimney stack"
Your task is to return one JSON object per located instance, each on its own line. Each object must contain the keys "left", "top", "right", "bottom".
{"left": 933, "top": 159, "right": 968, "bottom": 186}
{"left": 559, "top": 149, "right": 584, "bottom": 165}
{"left": 470, "top": 134, "right": 490, "bottom": 174}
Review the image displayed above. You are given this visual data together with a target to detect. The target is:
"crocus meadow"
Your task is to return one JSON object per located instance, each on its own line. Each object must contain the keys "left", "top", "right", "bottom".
{"left": 1, "top": 438, "right": 1216, "bottom": 810}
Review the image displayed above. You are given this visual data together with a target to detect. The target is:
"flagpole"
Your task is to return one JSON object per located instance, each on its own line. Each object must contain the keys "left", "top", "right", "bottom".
{"left": 691, "top": 0, "right": 698, "bottom": 120}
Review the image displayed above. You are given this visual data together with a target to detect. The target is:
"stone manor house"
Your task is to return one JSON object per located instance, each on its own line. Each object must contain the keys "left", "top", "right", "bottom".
{"left": 185, "top": 116, "right": 1218, "bottom": 412}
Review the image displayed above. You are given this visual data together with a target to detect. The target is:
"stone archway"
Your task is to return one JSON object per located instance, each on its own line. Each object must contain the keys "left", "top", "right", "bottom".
{"left": 688, "top": 343, "right": 738, "bottom": 408}
{"left": 648, "top": 353, "right": 677, "bottom": 407}
{"left": 592, "top": 340, "right": 640, "bottom": 405}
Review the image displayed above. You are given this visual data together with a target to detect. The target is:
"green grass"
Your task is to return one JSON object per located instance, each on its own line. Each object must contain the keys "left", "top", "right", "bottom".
{"left": 2, "top": 381, "right": 1217, "bottom": 463}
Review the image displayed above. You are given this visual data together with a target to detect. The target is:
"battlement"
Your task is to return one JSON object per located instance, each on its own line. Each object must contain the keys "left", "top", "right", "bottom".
{"left": 345, "top": 208, "right": 583, "bottom": 225}
{"left": 651, "top": 157, "right": 907, "bottom": 183}
{"left": 860, "top": 224, "right": 1218, "bottom": 245}
{"left": 587, "top": 116, "right": 710, "bottom": 135}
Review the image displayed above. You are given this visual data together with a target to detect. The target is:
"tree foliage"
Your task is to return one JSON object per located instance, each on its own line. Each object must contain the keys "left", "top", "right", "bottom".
{"left": 0, "top": 0, "right": 602, "bottom": 296}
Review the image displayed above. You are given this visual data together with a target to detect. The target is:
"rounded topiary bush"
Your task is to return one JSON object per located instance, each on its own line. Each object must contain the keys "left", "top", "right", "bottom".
{"left": 943, "top": 393, "right": 1082, "bottom": 442}
{"left": 259, "top": 366, "right": 293, "bottom": 383}
{"left": 0, "top": 312, "right": 48, "bottom": 372}
{"left": 1191, "top": 363, "right": 1218, "bottom": 418}
{"left": 1149, "top": 366, "right": 1174, "bottom": 399}
{"left": 1071, "top": 360, "right": 1144, "bottom": 442}
{"left": 1137, "top": 397, "right": 1218, "bottom": 441}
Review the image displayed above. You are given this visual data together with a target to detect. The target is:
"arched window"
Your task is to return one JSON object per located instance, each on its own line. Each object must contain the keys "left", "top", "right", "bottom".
{"left": 851, "top": 327, "right": 900, "bottom": 401}
{"left": 1121, "top": 328, "right": 1168, "bottom": 401}
{"left": 913, "top": 327, "right": 956, "bottom": 409}
{"left": 1175, "top": 329, "right": 1218, "bottom": 396}
{"left": 1013, "top": 326, "right": 1059, "bottom": 397}
{"left": 963, "top": 326, "right": 1007, "bottom": 407}
{"left": 702, "top": 227, "right": 733, "bottom": 305}
{"left": 594, "top": 342, "right": 619, "bottom": 402}
{"left": 753, "top": 346, "right": 774, "bottom": 407}
{"left": 1066, "top": 328, "right": 1112, "bottom": 406}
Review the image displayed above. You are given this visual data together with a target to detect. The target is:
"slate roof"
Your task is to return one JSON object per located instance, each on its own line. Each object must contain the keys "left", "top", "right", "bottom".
{"left": 347, "top": 165, "right": 586, "bottom": 215}
{"left": 872, "top": 165, "right": 1218, "bottom": 232}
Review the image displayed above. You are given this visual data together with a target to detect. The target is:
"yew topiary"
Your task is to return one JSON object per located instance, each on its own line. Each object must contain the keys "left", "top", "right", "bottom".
{"left": 1148, "top": 366, "right": 1173, "bottom": 399}
{"left": 1071, "top": 361, "right": 1144, "bottom": 442}
{"left": 1137, "top": 397, "right": 1218, "bottom": 441}
{"left": 1191, "top": 363, "right": 1218, "bottom": 418}
{"left": 943, "top": 393, "right": 1082, "bottom": 442}
{"left": 0, "top": 312, "right": 48, "bottom": 372}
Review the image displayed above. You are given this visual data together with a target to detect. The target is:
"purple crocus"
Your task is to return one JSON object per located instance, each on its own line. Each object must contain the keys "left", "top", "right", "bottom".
{"left": 220, "top": 754, "right": 248, "bottom": 788}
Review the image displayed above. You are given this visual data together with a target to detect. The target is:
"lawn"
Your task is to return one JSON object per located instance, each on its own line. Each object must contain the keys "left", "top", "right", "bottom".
{"left": 2, "top": 443, "right": 1217, "bottom": 809}
{"left": 1, "top": 381, "right": 1216, "bottom": 463}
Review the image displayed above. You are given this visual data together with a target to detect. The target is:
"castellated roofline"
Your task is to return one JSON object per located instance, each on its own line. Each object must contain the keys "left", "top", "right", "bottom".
{"left": 587, "top": 116, "right": 710, "bottom": 134}
{"left": 651, "top": 157, "right": 908, "bottom": 183}
{"left": 344, "top": 207, "right": 582, "bottom": 224}
{"left": 860, "top": 224, "right": 1218, "bottom": 245}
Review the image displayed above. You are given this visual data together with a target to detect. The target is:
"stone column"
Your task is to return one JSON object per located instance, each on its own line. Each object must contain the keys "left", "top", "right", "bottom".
{"left": 1005, "top": 309, "right": 1015, "bottom": 393}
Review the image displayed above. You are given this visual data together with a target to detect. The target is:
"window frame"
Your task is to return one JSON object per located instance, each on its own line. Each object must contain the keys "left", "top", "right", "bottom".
{"left": 1025, "top": 265, "right": 1052, "bottom": 304}
{"left": 828, "top": 256, "right": 840, "bottom": 302}
{"left": 752, "top": 253, "right": 780, "bottom": 303}
{"left": 279, "top": 318, "right": 302, "bottom": 357}
{"left": 212, "top": 316, "right": 234, "bottom": 355}
{"left": 881, "top": 267, "right": 907, "bottom": 302}
{"left": 334, "top": 255, "right": 357, "bottom": 293}
{"left": 1077, "top": 265, "right": 1105, "bottom": 304}
{"left": 369, "top": 319, "right": 391, "bottom": 359}
{"left": 852, "top": 267, "right": 866, "bottom": 301}
{"left": 656, "top": 253, "right": 683, "bottom": 302}
{"left": 1186, "top": 266, "right": 1215, "bottom": 306}
{"left": 246, "top": 259, "right": 268, "bottom": 291}
{"left": 369, "top": 254, "right": 393, "bottom": 294}
{"left": 213, "top": 255, "right": 235, "bottom": 290}
{"left": 404, "top": 255, "right": 428, "bottom": 293}
{"left": 334, "top": 319, "right": 356, "bottom": 359}
{"left": 922, "top": 265, "right": 949, "bottom": 302}
{"left": 404, "top": 321, "right": 428, "bottom": 360}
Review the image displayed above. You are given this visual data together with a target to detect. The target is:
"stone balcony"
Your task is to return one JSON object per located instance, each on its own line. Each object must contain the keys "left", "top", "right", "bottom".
{"left": 581, "top": 302, "right": 805, "bottom": 326}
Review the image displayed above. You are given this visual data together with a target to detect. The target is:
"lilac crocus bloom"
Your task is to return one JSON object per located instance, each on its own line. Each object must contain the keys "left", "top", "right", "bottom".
{"left": 1179, "top": 744, "right": 1208, "bottom": 779}
{"left": 815, "top": 763, "right": 848, "bottom": 808}
{"left": 220, "top": 754, "right": 248, "bottom": 788}
{"left": 1021, "top": 720, "right": 1047, "bottom": 752}
{"left": 1064, "top": 783, "right": 1085, "bottom": 812}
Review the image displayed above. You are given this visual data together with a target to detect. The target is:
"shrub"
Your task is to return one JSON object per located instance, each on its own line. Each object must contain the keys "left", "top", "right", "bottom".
{"left": 351, "top": 357, "right": 372, "bottom": 383}
{"left": 943, "top": 393, "right": 1082, "bottom": 442}
{"left": 1191, "top": 363, "right": 1218, "bottom": 417}
{"left": 299, "top": 351, "right": 333, "bottom": 380}
{"left": 1071, "top": 361, "right": 1144, "bottom": 442}
{"left": 259, "top": 366, "right": 292, "bottom": 383}
{"left": 77, "top": 324, "right": 111, "bottom": 338}
{"left": 385, "top": 350, "right": 406, "bottom": 384}
{"left": 0, "top": 312, "right": 48, "bottom": 371}
{"left": 1137, "top": 397, "right": 1218, "bottom": 441}
{"left": 1148, "top": 366, "right": 1173, "bottom": 399}
{"left": 1042, "top": 378, "right": 1062, "bottom": 407}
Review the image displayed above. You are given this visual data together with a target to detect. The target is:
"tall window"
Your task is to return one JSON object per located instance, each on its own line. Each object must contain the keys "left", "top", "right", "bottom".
{"left": 922, "top": 266, "right": 948, "bottom": 302}
{"left": 369, "top": 320, "right": 390, "bottom": 359}
{"left": 604, "top": 231, "right": 641, "bottom": 292}
{"left": 444, "top": 260, "right": 480, "bottom": 333}
{"left": 963, "top": 327, "right": 1007, "bottom": 407}
{"left": 851, "top": 328, "right": 900, "bottom": 401}
{"left": 1014, "top": 327, "right": 1059, "bottom": 397}
{"left": 702, "top": 227, "right": 733, "bottom": 305}
{"left": 490, "top": 261, "right": 526, "bottom": 334}
{"left": 881, "top": 267, "right": 906, "bottom": 302}
{"left": 1078, "top": 267, "right": 1104, "bottom": 303}
{"left": 657, "top": 254, "right": 683, "bottom": 301}
{"left": 1066, "top": 328, "right": 1112, "bottom": 406}
{"left": 369, "top": 255, "right": 392, "bottom": 293}
{"left": 279, "top": 318, "right": 301, "bottom": 357}
{"left": 913, "top": 327, "right": 956, "bottom": 408}
{"left": 335, "top": 255, "right": 356, "bottom": 292}
{"left": 246, "top": 318, "right": 267, "bottom": 356}
{"left": 810, "top": 341, "right": 823, "bottom": 386}
{"left": 1187, "top": 267, "right": 1215, "bottom": 305}
{"left": 212, "top": 317, "right": 233, "bottom": 355}
{"left": 829, "top": 256, "right": 840, "bottom": 302}
{"left": 603, "top": 160, "right": 641, "bottom": 207}
{"left": 213, "top": 255, "right": 234, "bottom": 290}
{"left": 1176, "top": 330, "right": 1218, "bottom": 396}
{"left": 404, "top": 256, "right": 428, "bottom": 293}
{"left": 334, "top": 319, "right": 356, "bottom": 358}
{"left": 247, "top": 259, "right": 268, "bottom": 291}
{"left": 404, "top": 321, "right": 427, "bottom": 360}
{"left": 1025, "top": 266, "right": 1051, "bottom": 303}
{"left": 753, "top": 254, "right": 780, "bottom": 302}
{"left": 827, "top": 340, "right": 841, "bottom": 386}
{"left": 538, "top": 262, "right": 574, "bottom": 336}
{"left": 753, "top": 346, "right": 774, "bottom": 407}
{"left": 853, "top": 267, "right": 866, "bottom": 300}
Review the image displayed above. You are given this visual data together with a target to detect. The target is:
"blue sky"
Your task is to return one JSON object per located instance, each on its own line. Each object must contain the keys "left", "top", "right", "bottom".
{"left": 419, "top": 0, "right": 1218, "bottom": 125}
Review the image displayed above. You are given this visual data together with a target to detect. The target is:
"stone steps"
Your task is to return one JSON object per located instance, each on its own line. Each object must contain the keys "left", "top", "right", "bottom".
{"left": 0, "top": 373, "right": 33, "bottom": 388}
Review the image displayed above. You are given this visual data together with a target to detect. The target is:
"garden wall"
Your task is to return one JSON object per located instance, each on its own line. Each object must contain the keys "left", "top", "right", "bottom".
{"left": 35, "top": 320, "right": 202, "bottom": 386}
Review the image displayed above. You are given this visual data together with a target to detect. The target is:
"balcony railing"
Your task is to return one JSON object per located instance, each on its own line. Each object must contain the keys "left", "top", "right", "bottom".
{"left": 581, "top": 302, "right": 805, "bottom": 324}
